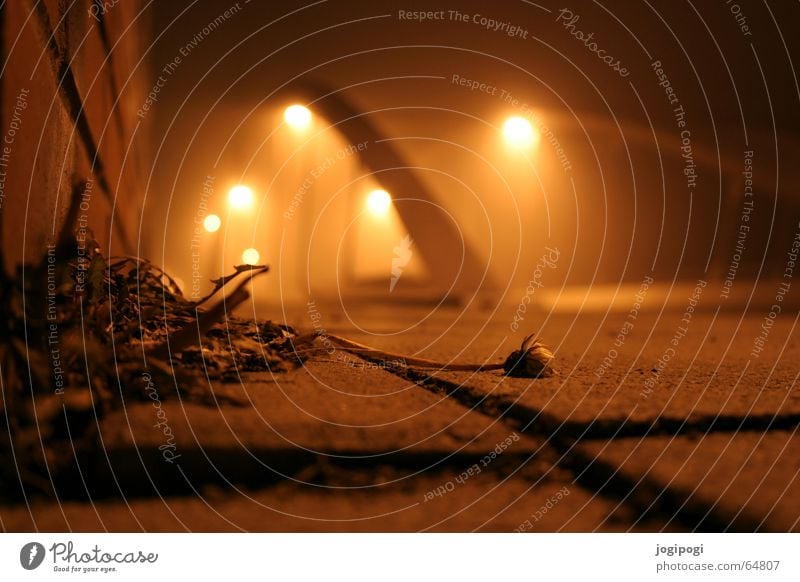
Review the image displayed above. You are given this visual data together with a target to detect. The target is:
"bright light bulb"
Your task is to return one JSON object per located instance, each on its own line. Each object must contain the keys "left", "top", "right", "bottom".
{"left": 161, "top": 274, "right": 184, "bottom": 291}
{"left": 503, "top": 116, "right": 537, "bottom": 147}
{"left": 284, "top": 104, "right": 312, "bottom": 130}
{"left": 366, "top": 189, "right": 392, "bottom": 216}
{"left": 228, "top": 185, "right": 254, "bottom": 210}
{"left": 203, "top": 214, "right": 221, "bottom": 232}
{"left": 241, "top": 248, "right": 260, "bottom": 265}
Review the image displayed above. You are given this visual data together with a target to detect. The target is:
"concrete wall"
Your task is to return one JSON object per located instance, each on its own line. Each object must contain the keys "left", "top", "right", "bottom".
{"left": 1, "top": 0, "right": 150, "bottom": 271}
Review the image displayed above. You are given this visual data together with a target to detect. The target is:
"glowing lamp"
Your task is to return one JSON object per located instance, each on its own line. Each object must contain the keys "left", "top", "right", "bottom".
{"left": 241, "top": 248, "right": 261, "bottom": 265}
{"left": 503, "top": 116, "right": 537, "bottom": 147}
{"left": 284, "top": 104, "right": 312, "bottom": 130}
{"left": 203, "top": 214, "right": 221, "bottom": 232}
{"left": 366, "top": 189, "right": 392, "bottom": 216}
{"left": 228, "top": 185, "right": 255, "bottom": 210}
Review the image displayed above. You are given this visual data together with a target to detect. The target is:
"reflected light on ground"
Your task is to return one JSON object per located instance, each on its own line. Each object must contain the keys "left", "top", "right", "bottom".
{"left": 366, "top": 189, "right": 392, "bottom": 216}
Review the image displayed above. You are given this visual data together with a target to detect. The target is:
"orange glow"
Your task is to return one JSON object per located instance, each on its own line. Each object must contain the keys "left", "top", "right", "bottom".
{"left": 503, "top": 116, "right": 538, "bottom": 148}
{"left": 283, "top": 104, "right": 312, "bottom": 130}
{"left": 241, "top": 248, "right": 261, "bottom": 265}
{"left": 366, "top": 189, "right": 392, "bottom": 216}
{"left": 203, "top": 214, "right": 221, "bottom": 232}
{"left": 228, "top": 185, "right": 255, "bottom": 210}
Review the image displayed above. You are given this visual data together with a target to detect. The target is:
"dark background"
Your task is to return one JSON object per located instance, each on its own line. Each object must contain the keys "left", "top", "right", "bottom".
{"left": 3, "top": 0, "right": 800, "bottom": 303}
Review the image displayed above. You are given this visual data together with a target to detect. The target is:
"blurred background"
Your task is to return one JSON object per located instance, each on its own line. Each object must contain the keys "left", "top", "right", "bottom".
{"left": 145, "top": 0, "right": 800, "bottom": 316}
{"left": 3, "top": 0, "right": 800, "bottom": 314}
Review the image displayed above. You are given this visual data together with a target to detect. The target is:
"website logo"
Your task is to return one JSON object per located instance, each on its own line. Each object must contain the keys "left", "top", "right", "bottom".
{"left": 390, "top": 235, "right": 413, "bottom": 292}
{"left": 20, "top": 542, "right": 46, "bottom": 570}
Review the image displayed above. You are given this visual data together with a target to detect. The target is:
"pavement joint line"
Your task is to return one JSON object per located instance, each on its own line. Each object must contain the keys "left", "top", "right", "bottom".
{"left": 370, "top": 357, "right": 771, "bottom": 532}
{"left": 10, "top": 446, "right": 560, "bottom": 502}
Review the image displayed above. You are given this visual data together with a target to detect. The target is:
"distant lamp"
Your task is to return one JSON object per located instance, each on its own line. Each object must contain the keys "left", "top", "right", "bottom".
{"left": 284, "top": 104, "right": 312, "bottom": 130}
{"left": 203, "top": 214, "right": 221, "bottom": 232}
{"left": 503, "top": 116, "right": 537, "bottom": 148}
{"left": 366, "top": 189, "right": 392, "bottom": 216}
{"left": 228, "top": 185, "right": 254, "bottom": 210}
{"left": 241, "top": 248, "right": 261, "bottom": 265}
{"left": 162, "top": 275, "right": 184, "bottom": 293}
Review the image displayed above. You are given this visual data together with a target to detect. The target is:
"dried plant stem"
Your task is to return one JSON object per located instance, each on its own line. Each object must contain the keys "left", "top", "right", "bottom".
{"left": 108, "top": 255, "right": 185, "bottom": 296}
{"left": 191, "top": 265, "right": 269, "bottom": 307}
{"left": 298, "top": 332, "right": 555, "bottom": 378}
{"left": 148, "top": 266, "right": 268, "bottom": 360}
{"left": 320, "top": 333, "right": 505, "bottom": 371}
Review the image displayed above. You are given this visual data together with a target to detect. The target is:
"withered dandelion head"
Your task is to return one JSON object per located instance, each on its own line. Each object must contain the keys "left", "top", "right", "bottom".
{"left": 502, "top": 334, "right": 555, "bottom": 378}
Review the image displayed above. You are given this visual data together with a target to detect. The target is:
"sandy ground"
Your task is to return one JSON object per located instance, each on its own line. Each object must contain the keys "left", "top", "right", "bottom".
{"left": 2, "top": 299, "right": 798, "bottom": 532}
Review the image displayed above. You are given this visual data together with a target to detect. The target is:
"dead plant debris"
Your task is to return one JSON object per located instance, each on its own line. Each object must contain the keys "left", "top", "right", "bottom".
{"left": 0, "top": 181, "right": 303, "bottom": 497}
{"left": 0, "top": 179, "right": 555, "bottom": 499}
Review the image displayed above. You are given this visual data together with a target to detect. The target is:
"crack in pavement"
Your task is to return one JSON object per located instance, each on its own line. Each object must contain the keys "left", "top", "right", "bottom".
{"left": 377, "top": 360, "right": 771, "bottom": 532}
